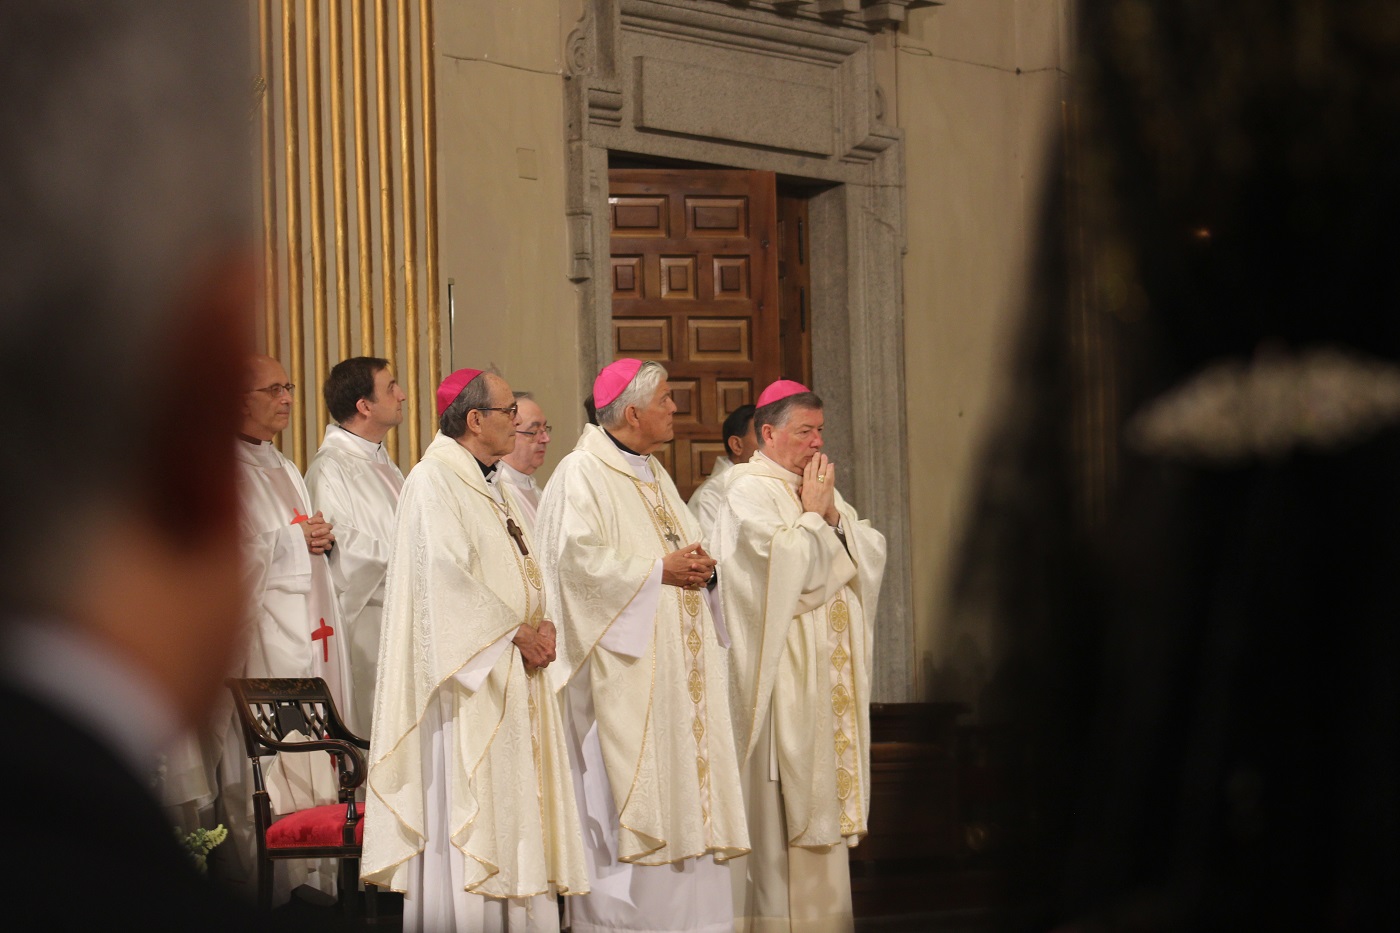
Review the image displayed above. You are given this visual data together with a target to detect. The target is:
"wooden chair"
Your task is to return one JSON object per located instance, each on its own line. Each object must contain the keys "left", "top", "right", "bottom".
{"left": 226, "top": 677, "right": 375, "bottom": 918}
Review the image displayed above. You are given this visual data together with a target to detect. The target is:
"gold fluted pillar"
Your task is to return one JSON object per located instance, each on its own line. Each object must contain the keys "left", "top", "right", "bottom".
{"left": 305, "top": 0, "right": 329, "bottom": 442}
{"left": 281, "top": 1, "right": 306, "bottom": 466}
{"left": 329, "top": 0, "right": 351, "bottom": 363}
{"left": 398, "top": 0, "right": 420, "bottom": 457}
{"left": 374, "top": 0, "right": 397, "bottom": 461}
{"left": 351, "top": 0, "right": 374, "bottom": 357}
{"left": 419, "top": 0, "right": 440, "bottom": 430}
{"left": 257, "top": 0, "right": 440, "bottom": 472}
{"left": 258, "top": 0, "right": 278, "bottom": 359}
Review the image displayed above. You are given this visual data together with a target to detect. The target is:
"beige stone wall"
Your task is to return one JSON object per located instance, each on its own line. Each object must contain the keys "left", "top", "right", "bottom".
{"left": 436, "top": 0, "right": 584, "bottom": 475}
{"left": 896, "top": 1, "right": 1074, "bottom": 703}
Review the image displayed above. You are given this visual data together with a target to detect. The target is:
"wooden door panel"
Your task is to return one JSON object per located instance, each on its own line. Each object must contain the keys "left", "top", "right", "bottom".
{"left": 610, "top": 168, "right": 780, "bottom": 498}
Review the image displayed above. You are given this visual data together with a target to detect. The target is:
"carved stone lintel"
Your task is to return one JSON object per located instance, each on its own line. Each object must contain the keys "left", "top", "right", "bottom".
{"left": 846, "top": 125, "right": 899, "bottom": 164}
{"left": 587, "top": 86, "right": 625, "bottom": 127}
{"left": 767, "top": 0, "right": 943, "bottom": 31}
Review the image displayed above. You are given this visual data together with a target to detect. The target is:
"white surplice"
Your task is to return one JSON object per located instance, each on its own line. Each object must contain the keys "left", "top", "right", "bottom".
{"left": 712, "top": 450, "right": 887, "bottom": 933}
{"left": 685, "top": 455, "right": 733, "bottom": 543}
{"left": 362, "top": 433, "right": 586, "bottom": 932}
{"left": 305, "top": 424, "right": 404, "bottom": 734}
{"left": 535, "top": 424, "right": 749, "bottom": 933}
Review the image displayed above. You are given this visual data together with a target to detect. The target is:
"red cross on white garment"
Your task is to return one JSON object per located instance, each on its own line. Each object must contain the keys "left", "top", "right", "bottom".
{"left": 290, "top": 507, "right": 309, "bottom": 525}
{"left": 311, "top": 618, "right": 334, "bottom": 662}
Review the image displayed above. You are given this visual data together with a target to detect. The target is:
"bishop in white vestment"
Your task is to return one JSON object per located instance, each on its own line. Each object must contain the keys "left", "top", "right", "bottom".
{"left": 362, "top": 369, "right": 587, "bottom": 933}
{"left": 306, "top": 357, "right": 407, "bottom": 734}
{"left": 713, "top": 381, "right": 886, "bottom": 933}
{"left": 535, "top": 359, "right": 750, "bottom": 933}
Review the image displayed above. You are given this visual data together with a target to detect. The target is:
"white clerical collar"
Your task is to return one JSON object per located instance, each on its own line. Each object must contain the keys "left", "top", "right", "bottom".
{"left": 235, "top": 436, "right": 284, "bottom": 469}
{"left": 0, "top": 617, "right": 182, "bottom": 783}
{"left": 615, "top": 445, "right": 654, "bottom": 482}
{"left": 327, "top": 423, "right": 388, "bottom": 462}
{"left": 496, "top": 460, "right": 538, "bottom": 492}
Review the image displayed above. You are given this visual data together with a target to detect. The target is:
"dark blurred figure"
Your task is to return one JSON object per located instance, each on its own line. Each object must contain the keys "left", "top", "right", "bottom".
{"left": 0, "top": 4, "right": 340, "bottom": 929}
{"left": 956, "top": 2, "right": 1400, "bottom": 930}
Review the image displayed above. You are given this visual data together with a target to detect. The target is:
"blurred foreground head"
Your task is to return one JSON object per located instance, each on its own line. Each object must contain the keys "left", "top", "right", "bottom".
{"left": 959, "top": 2, "right": 1400, "bottom": 930}
{"left": 0, "top": 2, "right": 256, "bottom": 725}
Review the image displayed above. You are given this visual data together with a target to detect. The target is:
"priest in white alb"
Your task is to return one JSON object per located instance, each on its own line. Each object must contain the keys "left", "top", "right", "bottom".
{"left": 362, "top": 368, "right": 587, "bottom": 933}
{"left": 496, "top": 391, "right": 551, "bottom": 531}
{"left": 687, "top": 402, "right": 757, "bottom": 543}
{"left": 305, "top": 356, "right": 406, "bottom": 734}
{"left": 712, "top": 380, "right": 887, "bottom": 933}
{"left": 535, "top": 358, "right": 750, "bottom": 933}
{"left": 229, "top": 353, "right": 351, "bottom": 898}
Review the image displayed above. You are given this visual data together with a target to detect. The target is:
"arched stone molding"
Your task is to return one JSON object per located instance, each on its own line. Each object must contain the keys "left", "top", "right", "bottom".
{"left": 565, "top": 0, "right": 915, "bottom": 701}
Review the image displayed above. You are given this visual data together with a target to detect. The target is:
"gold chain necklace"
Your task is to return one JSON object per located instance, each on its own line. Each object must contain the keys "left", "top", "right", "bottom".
{"left": 631, "top": 476, "right": 684, "bottom": 550}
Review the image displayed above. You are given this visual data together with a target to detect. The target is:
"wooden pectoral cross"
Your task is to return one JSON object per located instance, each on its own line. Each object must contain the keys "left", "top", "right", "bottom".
{"left": 506, "top": 517, "right": 529, "bottom": 556}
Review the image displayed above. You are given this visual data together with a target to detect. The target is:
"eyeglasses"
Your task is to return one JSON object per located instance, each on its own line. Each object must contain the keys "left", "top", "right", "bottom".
{"left": 516, "top": 424, "right": 553, "bottom": 438}
{"left": 248, "top": 383, "right": 296, "bottom": 397}
{"left": 474, "top": 403, "right": 519, "bottom": 419}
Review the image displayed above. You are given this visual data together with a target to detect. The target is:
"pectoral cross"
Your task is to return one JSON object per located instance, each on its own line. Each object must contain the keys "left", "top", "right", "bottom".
{"left": 506, "top": 517, "right": 529, "bottom": 556}
{"left": 311, "top": 618, "right": 334, "bottom": 662}
{"left": 658, "top": 508, "right": 681, "bottom": 550}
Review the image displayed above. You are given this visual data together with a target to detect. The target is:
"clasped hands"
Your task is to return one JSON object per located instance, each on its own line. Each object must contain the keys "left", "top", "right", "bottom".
{"left": 299, "top": 511, "right": 336, "bottom": 555}
{"left": 799, "top": 453, "right": 841, "bottom": 527}
{"left": 662, "top": 543, "right": 716, "bottom": 590}
{"left": 514, "top": 619, "right": 557, "bottom": 671}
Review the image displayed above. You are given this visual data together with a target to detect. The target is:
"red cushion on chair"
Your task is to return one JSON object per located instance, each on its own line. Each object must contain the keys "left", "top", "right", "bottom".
{"left": 266, "top": 803, "right": 365, "bottom": 849}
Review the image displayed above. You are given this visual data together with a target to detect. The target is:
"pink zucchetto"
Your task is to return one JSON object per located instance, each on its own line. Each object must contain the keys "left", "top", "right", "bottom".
{"left": 435, "top": 368, "right": 484, "bottom": 417}
{"left": 755, "top": 379, "right": 810, "bottom": 409}
{"left": 593, "top": 358, "right": 644, "bottom": 408}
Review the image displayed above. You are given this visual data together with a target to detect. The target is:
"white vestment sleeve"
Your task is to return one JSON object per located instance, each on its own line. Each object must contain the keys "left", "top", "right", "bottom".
{"left": 703, "top": 583, "right": 730, "bottom": 648}
{"left": 597, "top": 560, "right": 662, "bottom": 657}
{"left": 453, "top": 629, "right": 514, "bottom": 693}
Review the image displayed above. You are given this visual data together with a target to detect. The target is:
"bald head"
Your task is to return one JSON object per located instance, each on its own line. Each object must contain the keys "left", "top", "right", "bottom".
{"left": 241, "top": 355, "right": 293, "bottom": 442}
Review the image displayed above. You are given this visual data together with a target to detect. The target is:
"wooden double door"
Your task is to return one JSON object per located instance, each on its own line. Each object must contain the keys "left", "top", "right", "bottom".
{"left": 609, "top": 168, "right": 810, "bottom": 499}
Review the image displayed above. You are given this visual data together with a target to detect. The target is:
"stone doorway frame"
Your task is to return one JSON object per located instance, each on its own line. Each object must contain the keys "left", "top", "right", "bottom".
{"left": 564, "top": 0, "right": 918, "bottom": 701}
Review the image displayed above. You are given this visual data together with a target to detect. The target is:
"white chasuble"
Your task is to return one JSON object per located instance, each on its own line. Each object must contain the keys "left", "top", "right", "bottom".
{"left": 713, "top": 451, "right": 886, "bottom": 933}
{"left": 535, "top": 424, "right": 749, "bottom": 933}
{"left": 305, "top": 424, "right": 404, "bottom": 734}
{"left": 362, "top": 433, "right": 586, "bottom": 925}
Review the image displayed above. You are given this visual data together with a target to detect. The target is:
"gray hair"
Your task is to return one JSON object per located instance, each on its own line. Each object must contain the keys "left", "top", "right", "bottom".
{"left": 597, "top": 361, "right": 668, "bottom": 429}
{"left": 754, "top": 392, "right": 824, "bottom": 447}
{"left": 0, "top": 2, "right": 252, "bottom": 607}
{"left": 440, "top": 373, "right": 494, "bottom": 439}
